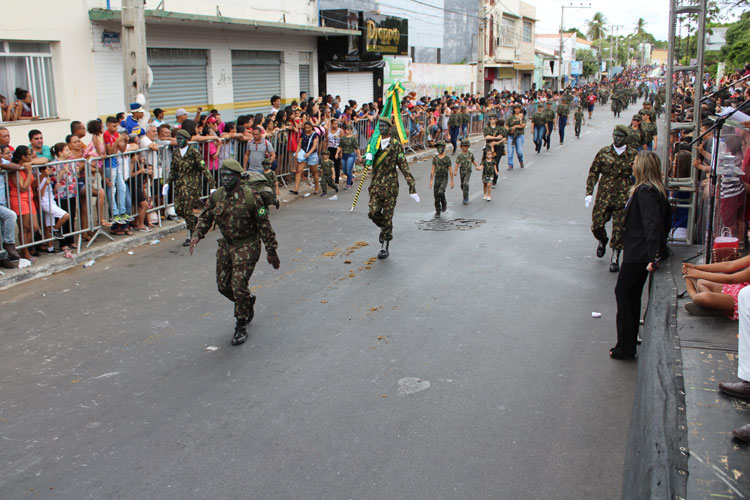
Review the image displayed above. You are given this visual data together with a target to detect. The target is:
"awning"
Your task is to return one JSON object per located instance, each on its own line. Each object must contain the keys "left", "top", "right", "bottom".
{"left": 483, "top": 63, "right": 514, "bottom": 68}
{"left": 89, "top": 9, "right": 360, "bottom": 36}
{"left": 513, "top": 63, "right": 535, "bottom": 71}
{"left": 325, "top": 60, "right": 385, "bottom": 71}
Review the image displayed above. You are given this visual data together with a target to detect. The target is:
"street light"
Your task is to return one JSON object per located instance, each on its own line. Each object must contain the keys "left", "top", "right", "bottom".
{"left": 559, "top": 2, "right": 591, "bottom": 90}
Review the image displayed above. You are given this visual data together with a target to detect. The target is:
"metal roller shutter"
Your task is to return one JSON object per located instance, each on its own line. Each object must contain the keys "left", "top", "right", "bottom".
{"left": 231, "top": 51, "right": 281, "bottom": 119}
{"left": 147, "top": 48, "right": 208, "bottom": 110}
{"left": 326, "top": 72, "right": 374, "bottom": 108}
{"left": 299, "top": 64, "right": 310, "bottom": 96}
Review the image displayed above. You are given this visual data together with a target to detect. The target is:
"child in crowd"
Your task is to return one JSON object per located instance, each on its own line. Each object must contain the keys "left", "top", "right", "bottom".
{"left": 37, "top": 162, "right": 70, "bottom": 254}
{"left": 479, "top": 147, "right": 498, "bottom": 201}
{"left": 574, "top": 106, "right": 585, "bottom": 139}
{"left": 429, "top": 140, "right": 454, "bottom": 217}
{"left": 318, "top": 150, "right": 339, "bottom": 197}
{"left": 454, "top": 138, "right": 477, "bottom": 205}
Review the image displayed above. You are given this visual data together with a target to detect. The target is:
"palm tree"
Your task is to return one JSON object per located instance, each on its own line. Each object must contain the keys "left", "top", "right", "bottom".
{"left": 586, "top": 12, "right": 607, "bottom": 41}
{"left": 634, "top": 17, "right": 647, "bottom": 37}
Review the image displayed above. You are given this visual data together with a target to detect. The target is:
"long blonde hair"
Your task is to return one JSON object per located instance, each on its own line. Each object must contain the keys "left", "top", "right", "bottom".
{"left": 631, "top": 151, "right": 667, "bottom": 198}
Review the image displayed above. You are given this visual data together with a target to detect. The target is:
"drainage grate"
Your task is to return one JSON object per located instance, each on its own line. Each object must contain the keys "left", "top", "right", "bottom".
{"left": 415, "top": 218, "right": 486, "bottom": 231}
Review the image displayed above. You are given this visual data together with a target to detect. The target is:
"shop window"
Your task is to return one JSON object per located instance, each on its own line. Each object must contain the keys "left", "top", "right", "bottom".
{"left": 0, "top": 41, "right": 57, "bottom": 120}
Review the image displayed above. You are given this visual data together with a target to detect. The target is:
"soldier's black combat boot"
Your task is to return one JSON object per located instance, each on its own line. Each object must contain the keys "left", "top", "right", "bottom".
{"left": 247, "top": 294, "right": 256, "bottom": 323}
{"left": 441, "top": 196, "right": 447, "bottom": 212}
{"left": 183, "top": 231, "right": 192, "bottom": 247}
{"left": 377, "top": 240, "right": 389, "bottom": 259}
{"left": 231, "top": 319, "right": 248, "bottom": 346}
{"left": 609, "top": 250, "right": 620, "bottom": 273}
{"left": 435, "top": 209, "right": 441, "bottom": 218}
{"left": 596, "top": 237, "right": 609, "bottom": 258}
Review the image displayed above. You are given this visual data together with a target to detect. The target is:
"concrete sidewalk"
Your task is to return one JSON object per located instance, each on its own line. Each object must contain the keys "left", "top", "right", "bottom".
{"left": 0, "top": 142, "right": 446, "bottom": 291}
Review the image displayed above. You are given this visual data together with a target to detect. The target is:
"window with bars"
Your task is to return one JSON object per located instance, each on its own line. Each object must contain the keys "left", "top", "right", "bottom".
{"left": 501, "top": 17, "right": 516, "bottom": 47}
{"left": 0, "top": 41, "right": 57, "bottom": 120}
{"left": 523, "top": 21, "right": 532, "bottom": 43}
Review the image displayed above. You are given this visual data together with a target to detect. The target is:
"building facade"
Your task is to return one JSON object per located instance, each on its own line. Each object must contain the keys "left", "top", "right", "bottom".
{"left": 535, "top": 33, "right": 593, "bottom": 88}
{"left": 0, "top": 0, "right": 355, "bottom": 140}
{"left": 481, "top": 0, "right": 537, "bottom": 93}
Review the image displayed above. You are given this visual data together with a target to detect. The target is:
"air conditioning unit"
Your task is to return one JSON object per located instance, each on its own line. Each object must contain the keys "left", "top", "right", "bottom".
{"left": 514, "top": 49, "right": 521, "bottom": 58}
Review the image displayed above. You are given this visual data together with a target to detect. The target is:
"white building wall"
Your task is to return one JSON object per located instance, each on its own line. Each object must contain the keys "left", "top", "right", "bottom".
{"left": 1, "top": 1, "right": 98, "bottom": 144}
{"left": 86, "top": 0, "right": 317, "bottom": 27}
{"left": 92, "top": 22, "right": 319, "bottom": 119}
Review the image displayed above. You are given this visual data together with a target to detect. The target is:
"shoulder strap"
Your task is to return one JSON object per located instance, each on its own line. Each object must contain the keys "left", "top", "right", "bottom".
{"left": 243, "top": 186, "right": 257, "bottom": 212}
{"left": 210, "top": 187, "right": 225, "bottom": 204}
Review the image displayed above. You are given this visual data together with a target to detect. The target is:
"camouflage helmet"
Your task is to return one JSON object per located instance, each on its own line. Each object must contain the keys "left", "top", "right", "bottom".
{"left": 320, "top": 149, "right": 330, "bottom": 156}
{"left": 176, "top": 129, "right": 191, "bottom": 140}
{"left": 378, "top": 116, "right": 392, "bottom": 126}
{"left": 614, "top": 124, "right": 630, "bottom": 136}
{"left": 435, "top": 140, "right": 446, "bottom": 148}
{"left": 460, "top": 138, "right": 471, "bottom": 146}
{"left": 261, "top": 157, "right": 273, "bottom": 166}
{"left": 221, "top": 159, "right": 244, "bottom": 174}
{"left": 631, "top": 114, "right": 642, "bottom": 122}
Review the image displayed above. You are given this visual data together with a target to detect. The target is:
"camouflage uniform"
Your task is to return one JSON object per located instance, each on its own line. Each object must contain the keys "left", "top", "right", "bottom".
{"left": 456, "top": 149, "right": 476, "bottom": 199}
{"left": 639, "top": 107, "right": 657, "bottom": 123}
{"left": 543, "top": 106, "right": 556, "bottom": 149}
{"left": 611, "top": 93, "right": 623, "bottom": 117}
{"left": 368, "top": 139, "right": 417, "bottom": 242}
{"left": 574, "top": 110, "right": 584, "bottom": 138}
{"left": 556, "top": 102, "right": 570, "bottom": 144}
{"left": 481, "top": 157, "right": 496, "bottom": 184}
{"left": 432, "top": 154, "right": 452, "bottom": 212}
{"left": 531, "top": 109, "right": 547, "bottom": 152}
{"left": 585, "top": 145, "right": 636, "bottom": 251}
{"left": 167, "top": 144, "right": 216, "bottom": 235}
{"left": 626, "top": 125, "right": 645, "bottom": 151}
{"left": 319, "top": 158, "right": 337, "bottom": 194}
{"left": 641, "top": 121, "right": 657, "bottom": 149}
{"left": 194, "top": 186, "right": 278, "bottom": 322}
{"left": 448, "top": 111, "right": 462, "bottom": 152}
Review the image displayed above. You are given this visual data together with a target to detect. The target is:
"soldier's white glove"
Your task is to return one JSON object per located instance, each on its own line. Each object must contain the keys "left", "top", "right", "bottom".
{"left": 365, "top": 152, "right": 373, "bottom": 162}
{"left": 410, "top": 193, "right": 420, "bottom": 203}
{"left": 162, "top": 184, "right": 169, "bottom": 197}
{"left": 585, "top": 195, "right": 592, "bottom": 208}
{"left": 210, "top": 189, "right": 216, "bottom": 194}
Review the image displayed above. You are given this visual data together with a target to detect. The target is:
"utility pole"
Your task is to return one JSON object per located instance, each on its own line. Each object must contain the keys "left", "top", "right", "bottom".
{"left": 558, "top": 3, "right": 590, "bottom": 91}
{"left": 122, "top": 0, "right": 149, "bottom": 110}
{"left": 611, "top": 25, "right": 624, "bottom": 70}
{"left": 476, "top": 0, "right": 485, "bottom": 96}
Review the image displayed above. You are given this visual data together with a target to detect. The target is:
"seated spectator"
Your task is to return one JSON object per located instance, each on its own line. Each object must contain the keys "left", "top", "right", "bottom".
{"left": 9, "top": 146, "right": 41, "bottom": 261}
{"left": 683, "top": 254, "right": 750, "bottom": 318}
{"left": 29, "top": 129, "right": 52, "bottom": 160}
{"left": 13, "top": 88, "right": 39, "bottom": 120}
{"left": 717, "top": 285, "right": 750, "bottom": 442}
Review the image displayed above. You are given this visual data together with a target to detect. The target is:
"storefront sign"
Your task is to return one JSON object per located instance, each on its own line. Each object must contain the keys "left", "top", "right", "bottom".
{"left": 363, "top": 15, "right": 408, "bottom": 56}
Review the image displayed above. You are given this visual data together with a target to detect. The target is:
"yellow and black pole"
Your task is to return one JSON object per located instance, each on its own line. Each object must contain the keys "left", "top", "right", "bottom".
{"left": 350, "top": 81, "right": 409, "bottom": 212}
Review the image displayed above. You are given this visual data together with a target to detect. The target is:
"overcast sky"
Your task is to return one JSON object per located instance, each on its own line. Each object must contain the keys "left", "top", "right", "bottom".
{"left": 530, "top": 0, "right": 671, "bottom": 41}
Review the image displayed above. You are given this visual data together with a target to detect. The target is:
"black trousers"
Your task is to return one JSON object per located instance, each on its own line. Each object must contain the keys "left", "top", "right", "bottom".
{"left": 58, "top": 197, "right": 78, "bottom": 247}
{"left": 614, "top": 262, "right": 650, "bottom": 354}
{"left": 328, "top": 147, "right": 340, "bottom": 183}
{"left": 492, "top": 143, "right": 504, "bottom": 184}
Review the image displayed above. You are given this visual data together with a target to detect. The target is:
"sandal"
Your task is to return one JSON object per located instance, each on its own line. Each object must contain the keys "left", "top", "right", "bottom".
{"left": 609, "top": 348, "right": 636, "bottom": 360}
{"left": 124, "top": 228, "right": 134, "bottom": 236}
{"left": 63, "top": 249, "right": 73, "bottom": 259}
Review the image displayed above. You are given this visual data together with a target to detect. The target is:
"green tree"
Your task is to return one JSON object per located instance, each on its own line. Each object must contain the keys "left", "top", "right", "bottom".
{"left": 565, "top": 28, "right": 587, "bottom": 40}
{"left": 586, "top": 12, "right": 607, "bottom": 41}
{"left": 634, "top": 18, "right": 647, "bottom": 38}
{"left": 576, "top": 49, "right": 599, "bottom": 77}
{"left": 720, "top": 11, "right": 750, "bottom": 71}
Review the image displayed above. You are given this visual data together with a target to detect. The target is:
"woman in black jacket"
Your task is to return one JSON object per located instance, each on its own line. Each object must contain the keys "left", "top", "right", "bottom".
{"left": 611, "top": 151, "right": 671, "bottom": 359}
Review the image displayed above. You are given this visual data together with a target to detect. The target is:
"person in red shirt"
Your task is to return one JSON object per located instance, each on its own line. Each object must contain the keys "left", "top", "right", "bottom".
{"left": 103, "top": 116, "right": 133, "bottom": 229}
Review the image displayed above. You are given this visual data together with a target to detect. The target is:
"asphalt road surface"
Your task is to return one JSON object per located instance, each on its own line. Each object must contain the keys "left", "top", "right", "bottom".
{"left": 1, "top": 108, "right": 639, "bottom": 499}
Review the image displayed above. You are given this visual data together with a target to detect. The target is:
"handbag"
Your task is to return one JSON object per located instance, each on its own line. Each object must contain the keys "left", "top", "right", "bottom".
{"left": 712, "top": 227, "right": 740, "bottom": 262}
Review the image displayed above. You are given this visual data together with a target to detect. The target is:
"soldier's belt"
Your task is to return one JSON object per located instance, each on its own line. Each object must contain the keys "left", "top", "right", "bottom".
{"left": 221, "top": 235, "right": 256, "bottom": 246}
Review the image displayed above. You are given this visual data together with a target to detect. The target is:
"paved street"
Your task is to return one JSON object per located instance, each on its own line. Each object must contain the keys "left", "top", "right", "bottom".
{"left": 2, "top": 110, "right": 638, "bottom": 499}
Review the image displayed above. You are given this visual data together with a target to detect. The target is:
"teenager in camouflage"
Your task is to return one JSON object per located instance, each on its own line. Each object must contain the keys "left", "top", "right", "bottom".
{"left": 318, "top": 150, "right": 339, "bottom": 197}
{"left": 189, "top": 159, "right": 280, "bottom": 345}
{"left": 430, "top": 140, "right": 454, "bottom": 218}
{"left": 164, "top": 129, "right": 217, "bottom": 246}
{"left": 585, "top": 125, "right": 636, "bottom": 273}
{"left": 531, "top": 104, "right": 547, "bottom": 153}
{"left": 454, "top": 138, "right": 478, "bottom": 204}
{"left": 368, "top": 116, "right": 419, "bottom": 259}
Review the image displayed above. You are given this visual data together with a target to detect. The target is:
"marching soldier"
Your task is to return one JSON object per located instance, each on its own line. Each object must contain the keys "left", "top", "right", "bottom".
{"left": 368, "top": 116, "right": 419, "bottom": 259}
{"left": 189, "top": 159, "right": 280, "bottom": 346}
{"left": 164, "top": 129, "right": 217, "bottom": 246}
{"left": 454, "top": 138, "right": 478, "bottom": 204}
{"left": 430, "top": 140, "right": 454, "bottom": 217}
{"left": 585, "top": 125, "right": 636, "bottom": 272}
